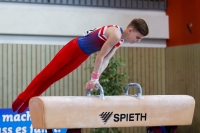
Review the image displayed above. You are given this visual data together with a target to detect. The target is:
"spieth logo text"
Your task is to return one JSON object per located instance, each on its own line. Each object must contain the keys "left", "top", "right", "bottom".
{"left": 99, "top": 112, "right": 113, "bottom": 124}
{"left": 99, "top": 112, "right": 147, "bottom": 124}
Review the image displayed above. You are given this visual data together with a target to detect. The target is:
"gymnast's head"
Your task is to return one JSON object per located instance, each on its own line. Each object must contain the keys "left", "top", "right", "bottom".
{"left": 123, "top": 18, "right": 149, "bottom": 44}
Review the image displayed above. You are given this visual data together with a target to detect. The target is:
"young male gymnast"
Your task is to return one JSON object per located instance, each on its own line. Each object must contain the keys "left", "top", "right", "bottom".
{"left": 12, "top": 18, "right": 149, "bottom": 114}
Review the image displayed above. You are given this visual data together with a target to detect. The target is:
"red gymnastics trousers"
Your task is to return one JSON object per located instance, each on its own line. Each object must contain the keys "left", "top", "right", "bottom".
{"left": 12, "top": 38, "right": 90, "bottom": 113}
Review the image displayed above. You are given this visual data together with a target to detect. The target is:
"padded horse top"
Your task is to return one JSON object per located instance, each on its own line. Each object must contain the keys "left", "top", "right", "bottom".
{"left": 29, "top": 83, "right": 195, "bottom": 129}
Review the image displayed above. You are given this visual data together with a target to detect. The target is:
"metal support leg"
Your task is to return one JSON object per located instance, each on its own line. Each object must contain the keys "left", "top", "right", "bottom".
{"left": 67, "top": 129, "right": 81, "bottom": 133}
{"left": 47, "top": 129, "right": 53, "bottom": 133}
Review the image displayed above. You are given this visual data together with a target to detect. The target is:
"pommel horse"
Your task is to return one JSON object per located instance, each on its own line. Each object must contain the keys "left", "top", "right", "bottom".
{"left": 28, "top": 83, "right": 195, "bottom": 133}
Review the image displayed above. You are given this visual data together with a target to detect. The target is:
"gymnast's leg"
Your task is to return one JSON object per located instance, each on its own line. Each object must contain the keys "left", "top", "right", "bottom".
{"left": 17, "top": 47, "right": 89, "bottom": 113}
{"left": 12, "top": 38, "right": 89, "bottom": 112}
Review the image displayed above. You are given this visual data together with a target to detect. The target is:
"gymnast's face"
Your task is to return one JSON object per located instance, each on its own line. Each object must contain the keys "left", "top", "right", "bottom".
{"left": 126, "top": 27, "right": 143, "bottom": 44}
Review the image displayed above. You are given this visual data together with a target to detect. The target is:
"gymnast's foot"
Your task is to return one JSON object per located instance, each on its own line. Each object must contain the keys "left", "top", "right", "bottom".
{"left": 12, "top": 97, "right": 24, "bottom": 112}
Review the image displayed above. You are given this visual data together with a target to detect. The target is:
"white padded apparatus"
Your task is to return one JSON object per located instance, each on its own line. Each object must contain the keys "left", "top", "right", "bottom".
{"left": 29, "top": 83, "right": 195, "bottom": 129}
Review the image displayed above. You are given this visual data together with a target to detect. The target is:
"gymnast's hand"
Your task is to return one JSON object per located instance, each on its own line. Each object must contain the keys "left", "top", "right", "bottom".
{"left": 85, "top": 79, "right": 99, "bottom": 91}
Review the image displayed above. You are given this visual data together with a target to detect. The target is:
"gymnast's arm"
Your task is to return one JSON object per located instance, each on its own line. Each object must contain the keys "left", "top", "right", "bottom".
{"left": 93, "top": 28, "right": 121, "bottom": 74}
{"left": 99, "top": 46, "right": 119, "bottom": 75}
{"left": 85, "top": 28, "right": 121, "bottom": 90}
